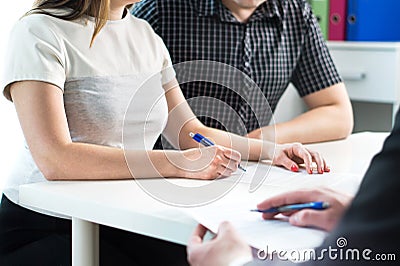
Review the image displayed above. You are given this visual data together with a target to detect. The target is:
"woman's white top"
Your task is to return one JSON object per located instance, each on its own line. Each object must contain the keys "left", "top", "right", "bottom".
{"left": 1, "top": 9, "right": 175, "bottom": 209}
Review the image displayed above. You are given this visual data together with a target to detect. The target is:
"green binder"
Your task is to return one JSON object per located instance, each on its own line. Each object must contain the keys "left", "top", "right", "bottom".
{"left": 310, "top": 0, "right": 329, "bottom": 40}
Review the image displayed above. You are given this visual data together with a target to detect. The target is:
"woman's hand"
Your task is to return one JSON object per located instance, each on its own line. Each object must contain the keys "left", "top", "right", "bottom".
{"left": 177, "top": 146, "right": 241, "bottom": 180}
{"left": 257, "top": 188, "right": 353, "bottom": 231}
{"left": 187, "top": 222, "right": 252, "bottom": 266}
{"left": 273, "top": 143, "right": 330, "bottom": 174}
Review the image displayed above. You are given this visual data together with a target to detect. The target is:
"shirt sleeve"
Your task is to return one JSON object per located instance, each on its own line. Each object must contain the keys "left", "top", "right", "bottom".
{"left": 157, "top": 35, "right": 176, "bottom": 85}
{"left": 290, "top": 2, "right": 342, "bottom": 97}
{"left": 132, "top": 1, "right": 173, "bottom": 84}
{"left": 2, "top": 16, "right": 66, "bottom": 101}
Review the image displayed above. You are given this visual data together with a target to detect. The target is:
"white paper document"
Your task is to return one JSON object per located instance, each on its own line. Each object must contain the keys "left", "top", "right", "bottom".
{"left": 186, "top": 165, "right": 364, "bottom": 253}
{"left": 186, "top": 200, "right": 328, "bottom": 252}
{"left": 222, "top": 163, "right": 363, "bottom": 195}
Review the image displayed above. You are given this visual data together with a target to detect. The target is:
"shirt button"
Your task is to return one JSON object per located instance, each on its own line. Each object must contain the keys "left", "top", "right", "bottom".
{"left": 245, "top": 62, "right": 250, "bottom": 68}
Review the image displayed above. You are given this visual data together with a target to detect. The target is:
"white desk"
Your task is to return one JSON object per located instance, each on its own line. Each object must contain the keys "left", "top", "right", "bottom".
{"left": 19, "top": 132, "right": 389, "bottom": 266}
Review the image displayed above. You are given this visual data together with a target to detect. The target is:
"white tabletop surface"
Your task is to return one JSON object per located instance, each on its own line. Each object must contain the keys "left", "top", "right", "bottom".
{"left": 19, "top": 132, "right": 390, "bottom": 246}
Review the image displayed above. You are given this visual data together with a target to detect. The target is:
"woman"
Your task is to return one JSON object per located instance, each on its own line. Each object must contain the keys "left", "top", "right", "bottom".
{"left": 0, "top": 0, "right": 329, "bottom": 265}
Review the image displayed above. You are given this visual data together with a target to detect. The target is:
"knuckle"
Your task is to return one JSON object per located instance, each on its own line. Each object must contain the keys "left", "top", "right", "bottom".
{"left": 216, "top": 145, "right": 224, "bottom": 152}
{"left": 214, "top": 156, "right": 223, "bottom": 165}
{"left": 225, "top": 148, "right": 233, "bottom": 155}
{"left": 211, "top": 161, "right": 219, "bottom": 169}
{"left": 292, "top": 142, "right": 303, "bottom": 149}
{"left": 275, "top": 153, "right": 285, "bottom": 160}
{"left": 311, "top": 150, "right": 319, "bottom": 156}
{"left": 201, "top": 173, "right": 210, "bottom": 180}
{"left": 205, "top": 173, "right": 216, "bottom": 180}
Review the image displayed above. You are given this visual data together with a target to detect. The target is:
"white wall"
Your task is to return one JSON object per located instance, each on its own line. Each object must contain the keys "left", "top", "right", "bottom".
{"left": 273, "top": 84, "right": 307, "bottom": 124}
{"left": 0, "top": 2, "right": 33, "bottom": 191}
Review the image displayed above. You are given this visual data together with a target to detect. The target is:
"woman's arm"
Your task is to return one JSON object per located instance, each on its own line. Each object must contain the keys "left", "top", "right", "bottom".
{"left": 162, "top": 79, "right": 329, "bottom": 174}
{"left": 10, "top": 81, "right": 239, "bottom": 181}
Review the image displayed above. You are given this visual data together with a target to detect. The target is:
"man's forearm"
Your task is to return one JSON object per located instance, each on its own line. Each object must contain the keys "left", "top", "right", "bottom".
{"left": 255, "top": 105, "right": 353, "bottom": 144}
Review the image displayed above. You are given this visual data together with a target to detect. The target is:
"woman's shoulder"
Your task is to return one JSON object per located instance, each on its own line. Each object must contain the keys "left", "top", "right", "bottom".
{"left": 9, "top": 14, "right": 60, "bottom": 44}
{"left": 129, "top": 13, "right": 158, "bottom": 34}
{"left": 17, "top": 9, "right": 69, "bottom": 26}
{"left": 16, "top": 9, "right": 88, "bottom": 33}
{"left": 12, "top": 10, "right": 89, "bottom": 46}
{"left": 127, "top": 13, "right": 165, "bottom": 45}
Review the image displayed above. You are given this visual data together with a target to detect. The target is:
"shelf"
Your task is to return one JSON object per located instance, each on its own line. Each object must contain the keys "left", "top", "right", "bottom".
{"left": 327, "top": 41, "right": 400, "bottom": 51}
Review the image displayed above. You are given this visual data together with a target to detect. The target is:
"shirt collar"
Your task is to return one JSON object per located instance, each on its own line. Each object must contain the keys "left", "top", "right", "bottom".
{"left": 253, "top": 0, "right": 283, "bottom": 22}
{"left": 193, "top": 0, "right": 283, "bottom": 23}
{"left": 194, "top": 0, "right": 218, "bottom": 17}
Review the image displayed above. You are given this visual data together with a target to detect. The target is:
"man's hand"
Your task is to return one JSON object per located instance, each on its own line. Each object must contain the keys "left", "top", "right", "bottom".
{"left": 187, "top": 222, "right": 252, "bottom": 266}
{"left": 257, "top": 188, "right": 353, "bottom": 231}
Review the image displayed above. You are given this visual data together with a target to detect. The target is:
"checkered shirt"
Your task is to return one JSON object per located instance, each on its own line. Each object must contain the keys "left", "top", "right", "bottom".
{"left": 132, "top": 0, "right": 342, "bottom": 136}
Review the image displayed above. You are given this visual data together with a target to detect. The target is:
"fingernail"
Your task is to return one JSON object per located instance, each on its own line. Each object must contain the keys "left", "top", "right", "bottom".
{"left": 318, "top": 168, "right": 323, "bottom": 174}
{"left": 326, "top": 166, "right": 331, "bottom": 172}
{"left": 308, "top": 169, "right": 313, "bottom": 174}
{"left": 291, "top": 164, "right": 299, "bottom": 172}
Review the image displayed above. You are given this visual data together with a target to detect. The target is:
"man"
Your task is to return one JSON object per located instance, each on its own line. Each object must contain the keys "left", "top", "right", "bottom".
{"left": 187, "top": 110, "right": 400, "bottom": 265}
{"left": 132, "top": 0, "right": 353, "bottom": 144}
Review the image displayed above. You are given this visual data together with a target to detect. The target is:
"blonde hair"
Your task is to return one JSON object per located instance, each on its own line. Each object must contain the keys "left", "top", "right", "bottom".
{"left": 28, "top": 0, "right": 131, "bottom": 47}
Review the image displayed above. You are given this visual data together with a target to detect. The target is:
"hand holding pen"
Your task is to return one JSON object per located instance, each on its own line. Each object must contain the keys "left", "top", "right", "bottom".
{"left": 179, "top": 132, "right": 242, "bottom": 179}
{"left": 190, "top": 132, "right": 246, "bottom": 172}
{"left": 251, "top": 201, "right": 330, "bottom": 213}
{"left": 255, "top": 188, "right": 353, "bottom": 231}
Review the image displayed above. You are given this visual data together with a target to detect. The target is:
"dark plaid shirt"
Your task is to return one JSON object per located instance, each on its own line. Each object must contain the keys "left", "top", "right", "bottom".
{"left": 132, "top": 0, "right": 342, "bottom": 136}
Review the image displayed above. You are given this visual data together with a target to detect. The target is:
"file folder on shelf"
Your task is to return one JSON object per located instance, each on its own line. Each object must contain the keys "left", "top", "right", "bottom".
{"left": 328, "top": 0, "right": 347, "bottom": 41}
{"left": 347, "top": 0, "right": 400, "bottom": 41}
{"left": 311, "top": 0, "right": 329, "bottom": 40}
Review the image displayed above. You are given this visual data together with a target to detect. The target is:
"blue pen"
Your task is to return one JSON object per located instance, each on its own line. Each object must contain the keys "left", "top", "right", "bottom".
{"left": 250, "top": 201, "right": 330, "bottom": 213}
{"left": 189, "top": 132, "right": 246, "bottom": 172}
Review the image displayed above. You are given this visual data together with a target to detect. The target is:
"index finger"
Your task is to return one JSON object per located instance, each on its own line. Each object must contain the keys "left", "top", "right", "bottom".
{"left": 256, "top": 190, "right": 320, "bottom": 219}
{"left": 293, "top": 145, "right": 313, "bottom": 174}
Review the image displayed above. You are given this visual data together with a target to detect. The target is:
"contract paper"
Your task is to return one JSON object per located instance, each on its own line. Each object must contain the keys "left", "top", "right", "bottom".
{"left": 186, "top": 165, "right": 363, "bottom": 252}
{"left": 186, "top": 200, "right": 328, "bottom": 252}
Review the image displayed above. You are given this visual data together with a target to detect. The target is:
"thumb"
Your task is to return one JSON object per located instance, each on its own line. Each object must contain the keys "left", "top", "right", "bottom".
{"left": 289, "top": 210, "right": 327, "bottom": 230}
